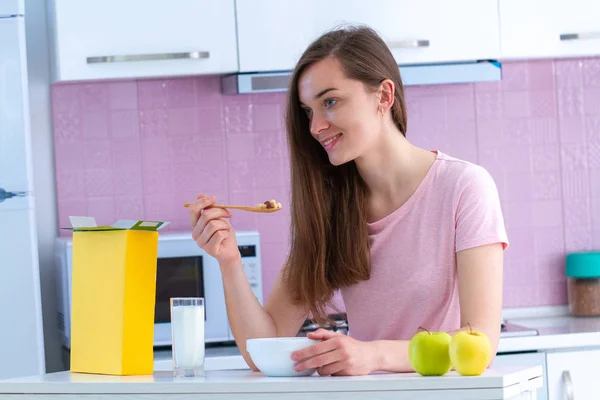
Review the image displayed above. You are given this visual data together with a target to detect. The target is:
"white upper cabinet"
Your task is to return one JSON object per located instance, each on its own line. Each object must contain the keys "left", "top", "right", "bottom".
{"left": 47, "top": 0, "right": 238, "bottom": 82}
{"left": 500, "top": 0, "right": 600, "bottom": 59}
{"left": 236, "top": 0, "right": 500, "bottom": 73}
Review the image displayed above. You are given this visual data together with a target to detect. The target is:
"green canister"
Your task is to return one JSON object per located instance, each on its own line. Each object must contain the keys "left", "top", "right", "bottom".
{"left": 566, "top": 252, "right": 600, "bottom": 316}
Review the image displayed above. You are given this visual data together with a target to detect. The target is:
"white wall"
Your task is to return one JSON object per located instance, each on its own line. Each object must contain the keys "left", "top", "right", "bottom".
{"left": 24, "top": 0, "right": 63, "bottom": 373}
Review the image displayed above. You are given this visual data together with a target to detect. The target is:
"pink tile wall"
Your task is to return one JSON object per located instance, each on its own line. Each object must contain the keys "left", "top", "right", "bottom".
{"left": 52, "top": 57, "right": 600, "bottom": 308}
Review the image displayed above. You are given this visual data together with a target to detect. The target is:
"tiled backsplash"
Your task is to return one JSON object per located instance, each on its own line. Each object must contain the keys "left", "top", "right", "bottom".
{"left": 51, "top": 58, "right": 600, "bottom": 308}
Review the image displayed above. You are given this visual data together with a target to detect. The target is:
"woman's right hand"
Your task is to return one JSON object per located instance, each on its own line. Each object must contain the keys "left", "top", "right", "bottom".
{"left": 189, "top": 194, "right": 240, "bottom": 266}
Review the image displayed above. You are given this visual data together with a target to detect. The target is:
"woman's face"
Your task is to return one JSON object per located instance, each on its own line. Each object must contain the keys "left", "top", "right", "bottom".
{"left": 298, "top": 57, "right": 383, "bottom": 166}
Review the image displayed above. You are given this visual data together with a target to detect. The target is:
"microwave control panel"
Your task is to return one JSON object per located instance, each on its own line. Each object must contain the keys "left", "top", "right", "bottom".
{"left": 239, "top": 244, "right": 262, "bottom": 304}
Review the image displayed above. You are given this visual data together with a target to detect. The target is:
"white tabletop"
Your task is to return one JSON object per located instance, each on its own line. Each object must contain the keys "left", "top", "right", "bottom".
{"left": 0, "top": 365, "right": 543, "bottom": 400}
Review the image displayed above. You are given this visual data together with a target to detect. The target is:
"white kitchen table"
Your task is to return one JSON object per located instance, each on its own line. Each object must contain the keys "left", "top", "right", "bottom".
{"left": 0, "top": 365, "right": 543, "bottom": 400}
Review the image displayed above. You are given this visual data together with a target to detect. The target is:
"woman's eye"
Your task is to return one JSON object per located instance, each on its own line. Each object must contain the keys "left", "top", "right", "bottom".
{"left": 303, "top": 108, "right": 313, "bottom": 118}
{"left": 324, "top": 99, "right": 337, "bottom": 108}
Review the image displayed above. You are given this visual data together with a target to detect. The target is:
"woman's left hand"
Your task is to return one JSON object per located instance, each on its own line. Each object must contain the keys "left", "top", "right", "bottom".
{"left": 291, "top": 329, "right": 377, "bottom": 376}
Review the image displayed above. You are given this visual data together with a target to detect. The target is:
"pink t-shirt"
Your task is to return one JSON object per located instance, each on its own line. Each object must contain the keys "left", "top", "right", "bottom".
{"left": 341, "top": 151, "right": 508, "bottom": 341}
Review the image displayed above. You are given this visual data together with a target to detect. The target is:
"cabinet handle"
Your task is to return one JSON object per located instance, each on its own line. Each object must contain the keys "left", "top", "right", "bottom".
{"left": 560, "top": 32, "right": 600, "bottom": 41}
{"left": 86, "top": 51, "right": 210, "bottom": 64}
{"left": 562, "top": 370, "right": 574, "bottom": 400}
{"left": 387, "top": 40, "right": 430, "bottom": 49}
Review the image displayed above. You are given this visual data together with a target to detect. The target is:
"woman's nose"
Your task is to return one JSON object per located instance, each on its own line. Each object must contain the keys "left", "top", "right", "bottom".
{"left": 309, "top": 112, "right": 329, "bottom": 136}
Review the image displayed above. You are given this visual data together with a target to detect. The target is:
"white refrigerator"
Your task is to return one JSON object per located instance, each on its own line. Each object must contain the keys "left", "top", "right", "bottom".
{"left": 0, "top": 0, "right": 46, "bottom": 379}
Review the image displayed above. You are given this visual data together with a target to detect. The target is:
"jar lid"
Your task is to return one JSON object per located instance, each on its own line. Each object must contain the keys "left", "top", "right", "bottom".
{"left": 566, "top": 252, "right": 600, "bottom": 278}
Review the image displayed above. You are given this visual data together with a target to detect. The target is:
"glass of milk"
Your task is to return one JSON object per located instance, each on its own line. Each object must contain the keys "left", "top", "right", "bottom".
{"left": 170, "top": 297, "right": 205, "bottom": 377}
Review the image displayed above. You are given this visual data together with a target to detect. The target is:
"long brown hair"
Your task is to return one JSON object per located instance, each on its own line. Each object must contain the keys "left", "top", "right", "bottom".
{"left": 283, "top": 25, "right": 408, "bottom": 324}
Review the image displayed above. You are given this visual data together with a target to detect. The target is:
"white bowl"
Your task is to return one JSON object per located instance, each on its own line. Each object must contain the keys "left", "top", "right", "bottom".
{"left": 246, "top": 337, "right": 320, "bottom": 377}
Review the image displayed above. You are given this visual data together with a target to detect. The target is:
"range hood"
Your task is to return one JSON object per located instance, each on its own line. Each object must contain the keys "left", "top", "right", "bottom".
{"left": 221, "top": 60, "right": 501, "bottom": 95}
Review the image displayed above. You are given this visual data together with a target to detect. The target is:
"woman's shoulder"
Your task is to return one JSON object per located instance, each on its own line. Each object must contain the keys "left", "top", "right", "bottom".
{"left": 433, "top": 151, "right": 496, "bottom": 189}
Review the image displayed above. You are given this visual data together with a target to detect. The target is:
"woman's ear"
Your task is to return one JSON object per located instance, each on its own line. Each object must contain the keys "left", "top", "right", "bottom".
{"left": 377, "top": 79, "right": 395, "bottom": 114}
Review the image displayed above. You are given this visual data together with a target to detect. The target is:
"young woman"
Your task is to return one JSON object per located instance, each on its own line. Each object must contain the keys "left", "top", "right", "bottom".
{"left": 189, "top": 25, "right": 508, "bottom": 376}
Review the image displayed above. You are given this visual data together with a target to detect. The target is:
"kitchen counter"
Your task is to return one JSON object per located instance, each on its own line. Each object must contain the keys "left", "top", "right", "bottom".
{"left": 0, "top": 365, "right": 543, "bottom": 400}
{"left": 499, "top": 315, "right": 600, "bottom": 353}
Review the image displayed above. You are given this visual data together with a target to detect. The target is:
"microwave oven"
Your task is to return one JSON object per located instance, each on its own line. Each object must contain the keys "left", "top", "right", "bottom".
{"left": 55, "top": 230, "right": 263, "bottom": 348}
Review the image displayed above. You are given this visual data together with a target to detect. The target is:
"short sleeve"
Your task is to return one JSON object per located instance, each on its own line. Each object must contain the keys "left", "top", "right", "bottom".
{"left": 454, "top": 165, "right": 509, "bottom": 253}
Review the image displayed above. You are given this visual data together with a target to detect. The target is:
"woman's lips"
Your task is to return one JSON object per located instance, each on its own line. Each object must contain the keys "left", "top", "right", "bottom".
{"left": 321, "top": 133, "right": 342, "bottom": 151}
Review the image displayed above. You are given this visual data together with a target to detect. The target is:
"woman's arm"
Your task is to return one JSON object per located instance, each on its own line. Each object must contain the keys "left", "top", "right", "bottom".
{"left": 455, "top": 242, "right": 504, "bottom": 365}
{"left": 189, "top": 194, "right": 309, "bottom": 371}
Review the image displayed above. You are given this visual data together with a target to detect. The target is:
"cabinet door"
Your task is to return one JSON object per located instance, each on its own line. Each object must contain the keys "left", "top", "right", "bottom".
{"left": 546, "top": 349, "right": 600, "bottom": 400}
{"left": 500, "top": 0, "right": 600, "bottom": 59}
{"left": 49, "top": 0, "right": 238, "bottom": 82}
{"left": 236, "top": 0, "right": 499, "bottom": 72}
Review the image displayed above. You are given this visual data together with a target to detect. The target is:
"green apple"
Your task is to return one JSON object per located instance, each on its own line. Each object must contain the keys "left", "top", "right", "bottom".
{"left": 408, "top": 329, "right": 452, "bottom": 376}
{"left": 449, "top": 329, "right": 492, "bottom": 376}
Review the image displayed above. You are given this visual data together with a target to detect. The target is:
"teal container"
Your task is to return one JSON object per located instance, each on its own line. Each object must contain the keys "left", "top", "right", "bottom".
{"left": 565, "top": 252, "right": 600, "bottom": 316}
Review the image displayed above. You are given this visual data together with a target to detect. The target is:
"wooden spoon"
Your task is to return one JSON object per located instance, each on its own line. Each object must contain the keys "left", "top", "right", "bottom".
{"left": 183, "top": 203, "right": 282, "bottom": 213}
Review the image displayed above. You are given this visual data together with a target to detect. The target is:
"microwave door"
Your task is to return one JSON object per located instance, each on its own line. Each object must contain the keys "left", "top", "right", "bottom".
{"left": 154, "top": 256, "right": 203, "bottom": 323}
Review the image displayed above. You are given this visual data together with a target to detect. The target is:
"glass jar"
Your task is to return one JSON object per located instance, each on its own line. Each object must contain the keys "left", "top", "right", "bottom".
{"left": 566, "top": 252, "right": 600, "bottom": 317}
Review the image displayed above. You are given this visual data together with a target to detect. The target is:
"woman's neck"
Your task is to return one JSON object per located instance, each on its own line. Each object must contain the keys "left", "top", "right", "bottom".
{"left": 354, "top": 126, "right": 436, "bottom": 222}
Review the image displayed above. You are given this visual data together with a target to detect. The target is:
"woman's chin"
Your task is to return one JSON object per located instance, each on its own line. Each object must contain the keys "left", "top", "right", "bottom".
{"left": 328, "top": 153, "right": 353, "bottom": 166}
